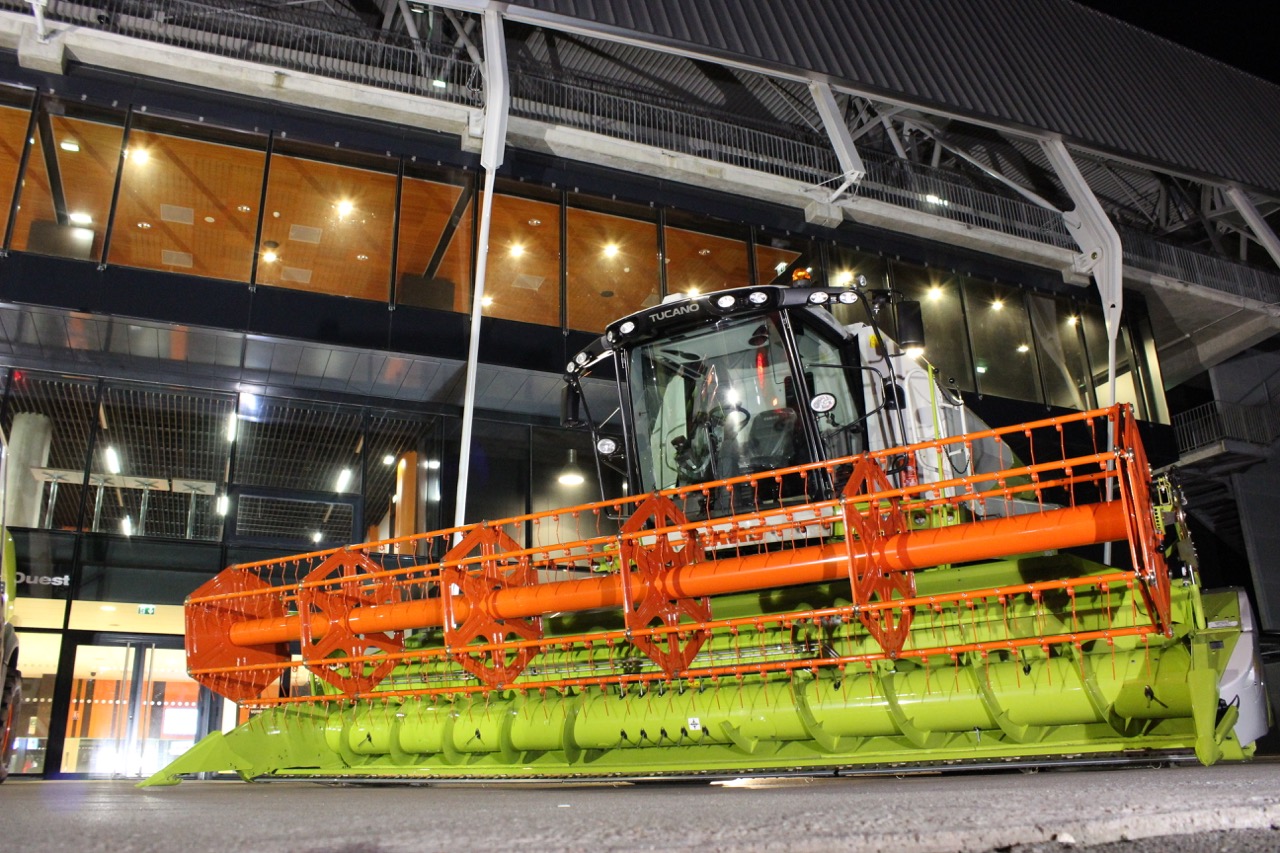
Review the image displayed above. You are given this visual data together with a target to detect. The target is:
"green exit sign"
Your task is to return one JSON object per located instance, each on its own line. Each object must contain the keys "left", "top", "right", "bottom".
{"left": 137, "top": 604, "right": 156, "bottom": 616}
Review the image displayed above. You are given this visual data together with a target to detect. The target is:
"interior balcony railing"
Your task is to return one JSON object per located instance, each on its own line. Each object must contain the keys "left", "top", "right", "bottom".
{"left": 1173, "top": 399, "right": 1280, "bottom": 455}
{"left": 4, "top": 0, "right": 1280, "bottom": 312}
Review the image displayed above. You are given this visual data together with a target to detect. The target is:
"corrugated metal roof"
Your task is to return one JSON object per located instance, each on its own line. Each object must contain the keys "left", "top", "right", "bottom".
{"left": 503, "top": 0, "right": 1280, "bottom": 195}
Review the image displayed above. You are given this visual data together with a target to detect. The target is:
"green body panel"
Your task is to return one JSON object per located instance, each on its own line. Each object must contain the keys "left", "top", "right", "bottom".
{"left": 142, "top": 556, "right": 1257, "bottom": 787}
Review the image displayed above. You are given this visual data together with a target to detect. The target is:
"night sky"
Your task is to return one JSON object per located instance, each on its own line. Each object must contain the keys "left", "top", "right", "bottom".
{"left": 1075, "top": 1, "right": 1280, "bottom": 86}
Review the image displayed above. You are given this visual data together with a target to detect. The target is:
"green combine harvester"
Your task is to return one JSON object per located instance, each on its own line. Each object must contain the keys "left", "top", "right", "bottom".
{"left": 143, "top": 283, "right": 1269, "bottom": 786}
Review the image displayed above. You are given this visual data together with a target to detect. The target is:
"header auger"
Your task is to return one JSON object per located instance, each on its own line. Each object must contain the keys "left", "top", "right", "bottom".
{"left": 144, "top": 283, "right": 1268, "bottom": 785}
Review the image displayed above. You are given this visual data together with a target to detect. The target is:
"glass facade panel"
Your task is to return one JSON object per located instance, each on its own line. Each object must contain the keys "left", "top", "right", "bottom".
{"left": 395, "top": 170, "right": 472, "bottom": 313}
{"left": 964, "top": 279, "right": 1043, "bottom": 403}
{"left": 754, "top": 233, "right": 812, "bottom": 285}
{"left": 12, "top": 103, "right": 125, "bottom": 261}
{"left": 829, "top": 247, "right": 890, "bottom": 327}
{"left": 108, "top": 124, "right": 266, "bottom": 281}
{"left": 664, "top": 218, "right": 750, "bottom": 295}
{"left": 2, "top": 372, "right": 98, "bottom": 531}
{"left": 255, "top": 150, "right": 397, "bottom": 301}
{"left": 530, "top": 426, "right": 622, "bottom": 548}
{"left": 665, "top": 211, "right": 752, "bottom": 294}
{"left": 0, "top": 97, "right": 34, "bottom": 244}
{"left": 484, "top": 190, "right": 561, "bottom": 327}
{"left": 1028, "top": 294, "right": 1095, "bottom": 411}
{"left": 1079, "top": 304, "right": 1145, "bottom": 417}
{"left": 60, "top": 642, "right": 199, "bottom": 777}
{"left": 452, "top": 420, "right": 529, "bottom": 542}
{"left": 232, "top": 395, "right": 364, "bottom": 495}
{"left": 7, "top": 631, "right": 59, "bottom": 776}
{"left": 91, "top": 384, "right": 234, "bottom": 541}
{"left": 889, "top": 264, "right": 975, "bottom": 393}
{"left": 566, "top": 199, "right": 659, "bottom": 332}
{"left": 8, "top": 530, "right": 74, "bottom": 628}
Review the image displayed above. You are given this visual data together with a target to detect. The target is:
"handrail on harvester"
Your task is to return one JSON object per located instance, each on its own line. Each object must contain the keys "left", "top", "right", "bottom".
{"left": 184, "top": 405, "right": 1173, "bottom": 707}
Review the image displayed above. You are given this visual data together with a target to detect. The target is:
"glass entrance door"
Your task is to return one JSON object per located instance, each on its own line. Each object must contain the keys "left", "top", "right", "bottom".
{"left": 60, "top": 639, "right": 203, "bottom": 777}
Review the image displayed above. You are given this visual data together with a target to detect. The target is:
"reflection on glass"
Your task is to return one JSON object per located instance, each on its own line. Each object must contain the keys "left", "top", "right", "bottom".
{"left": 485, "top": 192, "right": 561, "bottom": 327}
{"left": 889, "top": 264, "right": 975, "bottom": 393}
{"left": 754, "top": 233, "right": 809, "bottom": 285}
{"left": 395, "top": 173, "right": 472, "bottom": 313}
{"left": 256, "top": 153, "right": 396, "bottom": 301}
{"left": 530, "top": 426, "right": 622, "bottom": 547}
{"left": 664, "top": 224, "right": 750, "bottom": 295}
{"left": 232, "top": 397, "right": 363, "bottom": 494}
{"left": 964, "top": 279, "right": 1043, "bottom": 403}
{"left": 61, "top": 643, "right": 200, "bottom": 777}
{"left": 566, "top": 204, "right": 658, "bottom": 332}
{"left": 1079, "top": 304, "right": 1144, "bottom": 417}
{"left": 12, "top": 109, "right": 124, "bottom": 261}
{"left": 6, "top": 632, "right": 59, "bottom": 776}
{"left": 1028, "top": 294, "right": 1094, "bottom": 410}
{"left": 0, "top": 102, "right": 32, "bottom": 244}
{"left": 109, "top": 129, "right": 266, "bottom": 281}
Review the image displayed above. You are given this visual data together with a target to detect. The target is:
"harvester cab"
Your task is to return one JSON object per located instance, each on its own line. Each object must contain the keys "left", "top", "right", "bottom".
{"left": 143, "top": 280, "right": 1270, "bottom": 787}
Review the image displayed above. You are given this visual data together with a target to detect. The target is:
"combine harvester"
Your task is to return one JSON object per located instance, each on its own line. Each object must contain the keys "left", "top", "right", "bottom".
{"left": 143, "top": 282, "right": 1268, "bottom": 786}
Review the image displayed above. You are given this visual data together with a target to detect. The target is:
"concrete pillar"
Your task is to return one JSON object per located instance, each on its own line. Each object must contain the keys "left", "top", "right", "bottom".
{"left": 4, "top": 412, "right": 53, "bottom": 529}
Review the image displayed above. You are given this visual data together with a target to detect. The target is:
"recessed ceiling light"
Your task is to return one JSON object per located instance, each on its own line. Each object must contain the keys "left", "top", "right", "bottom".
{"left": 991, "top": 300, "right": 1004, "bottom": 311}
{"left": 603, "top": 243, "right": 619, "bottom": 258}
{"left": 128, "top": 149, "right": 150, "bottom": 164}
{"left": 527, "top": 218, "right": 542, "bottom": 226}
{"left": 69, "top": 212, "right": 93, "bottom": 225}
{"left": 481, "top": 296, "right": 493, "bottom": 307}
{"left": 431, "top": 78, "right": 447, "bottom": 88}
{"left": 356, "top": 254, "right": 369, "bottom": 261}
{"left": 137, "top": 221, "right": 152, "bottom": 229}
{"left": 509, "top": 244, "right": 525, "bottom": 258}
{"left": 262, "top": 250, "right": 278, "bottom": 263}
{"left": 698, "top": 248, "right": 711, "bottom": 256}
{"left": 336, "top": 200, "right": 354, "bottom": 217}
{"left": 100, "top": 604, "right": 117, "bottom": 612}
{"left": 60, "top": 140, "right": 80, "bottom": 152}
{"left": 237, "top": 205, "right": 252, "bottom": 213}
{"left": 204, "top": 216, "right": 215, "bottom": 223}
{"left": 382, "top": 453, "right": 395, "bottom": 465}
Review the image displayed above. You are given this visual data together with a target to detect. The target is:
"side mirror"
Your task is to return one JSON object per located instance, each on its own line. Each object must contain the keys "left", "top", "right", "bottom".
{"left": 895, "top": 300, "right": 925, "bottom": 354}
{"left": 561, "top": 382, "right": 585, "bottom": 428}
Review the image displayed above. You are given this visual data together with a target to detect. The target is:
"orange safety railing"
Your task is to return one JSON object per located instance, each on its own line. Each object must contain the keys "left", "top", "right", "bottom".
{"left": 185, "top": 405, "right": 1172, "bottom": 707}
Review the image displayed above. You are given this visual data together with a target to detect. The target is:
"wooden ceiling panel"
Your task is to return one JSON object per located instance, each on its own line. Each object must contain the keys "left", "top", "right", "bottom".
{"left": 257, "top": 154, "right": 397, "bottom": 302}
{"left": 484, "top": 194, "right": 561, "bottom": 327}
{"left": 0, "top": 105, "right": 30, "bottom": 240}
{"left": 109, "top": 131, "right": 264, "bottom": 281}
{"left": 396, "top": 176, "right": 470, "bottom": 312}
{"left": 566, "top": 206, "right": 660, "bottom": 333}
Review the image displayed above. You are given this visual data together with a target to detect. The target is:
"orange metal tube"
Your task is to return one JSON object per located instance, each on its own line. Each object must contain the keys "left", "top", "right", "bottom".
{"left": 227, "top": 501, "right": 1128, "bottom": 648}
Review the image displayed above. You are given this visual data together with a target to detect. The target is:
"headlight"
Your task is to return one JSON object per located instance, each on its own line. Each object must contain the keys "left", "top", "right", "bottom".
{"left": 747, "top": 291, "right": 769, "bottom": 305}
{"left": 596, "top": 437, "right": 619, "bottom": 456}
{"left": 715, "top": 294, "right": 736, "bottom": 309}
{"left": 619, "top": 321, "right": 636, "bottom": 335}
{"left": 837, "top": 291, "right": 858, "bottom": 304}
{"left": 808, "top": 291, "right": 830, "bottom": 304}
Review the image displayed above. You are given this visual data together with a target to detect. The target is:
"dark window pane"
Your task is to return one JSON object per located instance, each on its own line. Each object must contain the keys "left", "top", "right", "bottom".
{"left": 1028, "top": 294, "right": 1094, "bottom": 410}
{"left": 889, "top": 263, "right": 975, "bottom": 393}
{"left": 1079, "top": 304, "right": 1144, "bottom": 416}
{"left": 963, "top": 278, "right": 1042, "bottom": 403}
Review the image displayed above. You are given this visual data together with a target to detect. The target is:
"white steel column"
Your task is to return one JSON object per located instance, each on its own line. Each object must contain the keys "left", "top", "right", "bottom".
{"left": 1225, "top": 185, "right": 1280, "bottom": 271}
{"left": 453, "top": 7, "right": 509, "bottom": 533}
{"left": 1041, "top": 138, "right": 1123, "bottom": 404}
{"left": 809, "top": 81, "right": 865, "bottom": 201}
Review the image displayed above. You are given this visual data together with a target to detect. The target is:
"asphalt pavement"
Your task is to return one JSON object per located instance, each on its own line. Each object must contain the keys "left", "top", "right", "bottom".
{"left": 2, "top": 761, "right": 1279, "bottom": 852}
